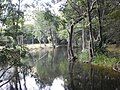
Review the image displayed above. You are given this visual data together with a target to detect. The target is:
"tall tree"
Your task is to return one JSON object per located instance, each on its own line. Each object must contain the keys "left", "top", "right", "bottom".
{"left": 0, "top": 1, "right": 29, "bottom": 90}
{"left": 62, "top": 0, "right": 87, "bottom": 61}
{"left": 86, "top": 0, "right": 94, "bottom": 61}
{"left": 96, "top": 0, "right": 103, "bottom": 49}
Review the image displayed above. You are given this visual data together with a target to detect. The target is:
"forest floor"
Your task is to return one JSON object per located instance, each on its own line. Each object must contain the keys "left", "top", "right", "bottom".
{"left": 107, "top": 44, "right": 120, "bottom": 54}
{"left": 25, "top": 44, "right": 53, "bottom": 49}
{"left": 24, "top": 44, "right": 54, "bottom": 52}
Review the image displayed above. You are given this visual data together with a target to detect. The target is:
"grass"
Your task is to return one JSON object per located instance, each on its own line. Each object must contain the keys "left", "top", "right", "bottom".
{"left": 92, "top": 54, "right": 120, "bottom": 67}
{"left": 78, "top": 49, "right": 120, "bottom": 68}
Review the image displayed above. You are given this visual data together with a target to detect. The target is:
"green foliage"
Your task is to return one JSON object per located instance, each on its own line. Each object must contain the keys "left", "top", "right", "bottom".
{"left": 0, "top": 0, "right": 28, "bottom": 66}
{"left": 0, "top": 45, "right": 28, "bottom": 65}
{"left": 93, "top": 54, "right": 120, "bottom": 67}
{"left": 35, "top": 9, "right": 61, "bottom": 31}
{"left": 58, "top": 29, "right": 68, "bottom": 39}
{"left": 102, "top": 0, "right": 120, "bottom": 45}
{"left": 23, "top": 24, "right": 35, "bottom": 38}
{"left": 109, "top": 10, "right": 120, "bottom": 20}
{"left": 43, "top": 10, "right": 61, "bottom": 30}
{"left": 44, "top": 10, "right": 54, "bottom": 22}
{"left": 78, "top": 49, "right": 89, "bottom": 61}
{"left": 0, "top": 0, "right": 24, "bottom": 43}
{"left": 35, "top": 11, "right": 49, "bottom": 29}
{"left": 63, "top": 0, "right": 86, "bottom": 22}
{"left": 0, "top": 48, "right": 19, "bottom": 65}
{"left": 34, "top": 10, "right": 51, "bottom": 38}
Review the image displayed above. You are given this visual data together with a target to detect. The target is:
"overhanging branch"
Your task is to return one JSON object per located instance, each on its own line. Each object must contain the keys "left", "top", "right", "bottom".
{"left": 90, "top": 0, "right": 96, "bottom": 12}
{"left": 73, "top": 17, "right": 84, "bottom": 25}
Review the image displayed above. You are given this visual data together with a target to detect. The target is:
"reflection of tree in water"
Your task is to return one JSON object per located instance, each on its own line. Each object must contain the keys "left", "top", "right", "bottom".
{"left": 28, "top": 47, "right": 120, "bottom": 90}
{"left": 0, "top": 46, "right": 34, "bottom": 90}
{"left": 68, "top": 62, "right": 75, "bottom": 90}
{"left": 67, "top": 62, "right": 120, "bottom": 90}
{"left": 29, "top": 47, "right": 68, "bottom": 87}
{"left": 1, "top": 47, "right": 120, "bottom": 90}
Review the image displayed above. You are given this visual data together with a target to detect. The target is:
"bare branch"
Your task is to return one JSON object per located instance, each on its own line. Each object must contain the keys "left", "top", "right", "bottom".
{"left": 39, "top": 52, "right": 48, "bottom": 60}
{"left": 73, "top": 17, "right": 84, "bottom": 25}
{"left": 0, "top": 75, "right": 14, "bottom": 87}
{"left": 66, "top": 23, "right": 71, "bottom": 35}
{"left": 0, "top": 64, "right": 14, "bottom": 78}
{"left": 90, "top": 0, "right": 97, "bottom": 12}
{"left": 73, "top": 18, "right": 83, "bottom": 25}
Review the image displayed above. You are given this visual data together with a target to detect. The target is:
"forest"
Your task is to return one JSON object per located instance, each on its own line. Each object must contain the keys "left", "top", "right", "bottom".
{"left": 0, "top": 0, "right": 120, "bottom": 90}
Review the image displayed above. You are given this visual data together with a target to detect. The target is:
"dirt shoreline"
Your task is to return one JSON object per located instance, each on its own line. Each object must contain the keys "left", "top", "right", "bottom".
{"left": 0, "top": 44, "right": 53, "bottom": 50}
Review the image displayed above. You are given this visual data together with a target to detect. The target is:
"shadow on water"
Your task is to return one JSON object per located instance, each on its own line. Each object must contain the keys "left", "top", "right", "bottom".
{"left": 0, "top": 46, "right": 120, "bottom": 90}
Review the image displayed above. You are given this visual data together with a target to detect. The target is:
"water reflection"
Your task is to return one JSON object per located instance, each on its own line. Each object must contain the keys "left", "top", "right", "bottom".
{"left": 0, "top": 47, "right": 120, "bottom": 90}
{"left": 22, "top": 76, "right": 66, "bottom": 90}
{"left": 51, "top": 77, "right": 65, "bottom": 90}
{"left": 68, "top": 62, "right": 120, "bottom": 90}
{"left": 31, "top": 47, "right": 120, "bottom": 90}
{"left": 0, "top": 75, "right": 66, "bottom": 90}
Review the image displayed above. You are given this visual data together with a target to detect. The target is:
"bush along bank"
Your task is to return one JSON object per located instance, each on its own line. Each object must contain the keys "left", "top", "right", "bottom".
{"left": 78, "top": 50, "right": 120, "bottom": 72}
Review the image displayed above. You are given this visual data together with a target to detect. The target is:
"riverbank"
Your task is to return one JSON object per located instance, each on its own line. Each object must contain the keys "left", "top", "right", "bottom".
{"left": 107, "top": 44, "right": 120, "bottom": 53}
{"left": 79, "top": 53, "right": 120, "bottom": 72}
{"left": 92, "top": 54, "right": 120, "bottom": 71}
{"left": 0, "top": 44, "right": 120, "bottom": 72}
{"left": 0, "top": 44, "right": 53, "bottom": 51}
{"left": 92, "top": 45, "right": 120, "bottom": 72}
{"left": 78, "top": 45, "right": 120, "bottom": 72}
{"left": 25, "top": 44, "right": 53, "bottom": 50}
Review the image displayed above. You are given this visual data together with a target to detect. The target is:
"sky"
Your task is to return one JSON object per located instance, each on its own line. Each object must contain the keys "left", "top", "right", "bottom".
{"left": 12, "top": 0, "right": 67, "bottom": 13}
{"left": 12, "top": 0, "right": 51, "bottom": 3}
{"left": 12, "top": 0, "right": 67, "bottom": 24}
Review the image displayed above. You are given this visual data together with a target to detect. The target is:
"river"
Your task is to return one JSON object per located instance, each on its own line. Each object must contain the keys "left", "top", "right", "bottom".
{"left": 0, "top": 46, "right": 120, "bottom": 90}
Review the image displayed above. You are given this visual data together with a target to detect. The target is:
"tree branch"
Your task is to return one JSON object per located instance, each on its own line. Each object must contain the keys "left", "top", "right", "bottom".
{"left": 0, "top": 75, "right": 14, "bottom": 87}
{"left": 68, "top": 0, "right": 82, "bottom": 15}
{"left": 66, "top": 29, "right": 70, "bottom": 35}
{"left": 39, "top": 52, "right": 48, "bottom": 60}
{"left": 89, "top": 0, "right": 96, "bottom": 12}
{"left": 73, "top": 17, "right": 84, "bottom": 25}
{"left": 0, "top": 64, "right": 14, "bottom": 79}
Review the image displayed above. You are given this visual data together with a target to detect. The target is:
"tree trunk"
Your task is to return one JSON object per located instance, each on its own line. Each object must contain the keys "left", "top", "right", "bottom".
{"left": 14, "top": 66, "right": 19, "bottom": 90}
{"left": 23, "top": 68, "right": 27, "bottom": 90}
{"left": 82, "top": 29, "right": 85, "bottom": 51}
{"left": 87, "top": 0, "right": 94, "bottom": 62}
{"left": 32, "top": 34, "right": 34, "bottom": 44}
{"left": 68, "top": 62, "right": 75, "bottom": 90}
{"left": 49, "top": 28, "right": 55, "bottom": 48}
{"left": 96, "top": 0, "right": 103, "bottom": 49}
{"left": 68, "top": 24, "right": 76, "bottom": 62}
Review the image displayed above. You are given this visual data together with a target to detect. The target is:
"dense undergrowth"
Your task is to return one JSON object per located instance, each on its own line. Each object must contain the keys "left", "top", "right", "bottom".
{"left": 78, "top": 48, "right": 120, "bottom": 69}
{"left": 92, "top": 54, "right": 120, "bottom": 67}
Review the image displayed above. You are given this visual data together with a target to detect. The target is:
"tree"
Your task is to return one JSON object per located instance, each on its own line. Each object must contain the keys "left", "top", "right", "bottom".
{"left": 62, "top": 0, "right": 87, "bottom": 61}
{"left": 23, "top": 24, "right": 36, "bottom": 44}
{"left": 34, "top": 5, "right": 63, "bottom": 47}
{"left": 103, "top": 0, "right": 120, "bottom": 47}
{"left": 86, "top": 0, "right": 94, "bottom": 61}
{"left": 0, "top": 0, "right": 30, "bottom": 89}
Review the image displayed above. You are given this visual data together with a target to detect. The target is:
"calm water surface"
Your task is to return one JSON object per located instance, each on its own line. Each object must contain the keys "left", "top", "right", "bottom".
{"left": 28, "top": 47, "right": 120, "bottom": 90}
{"left": 1, "top": 46, "right": 120, "bottom": 90}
